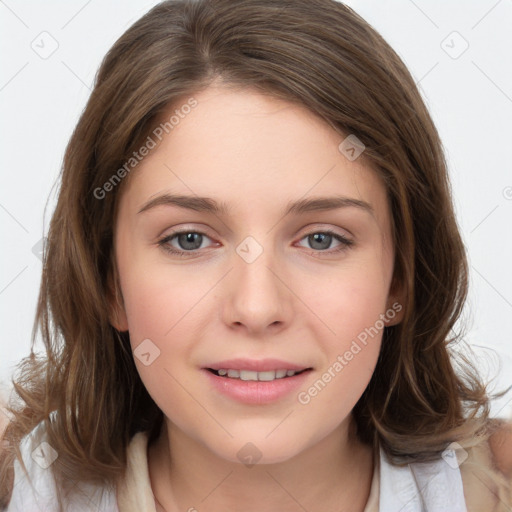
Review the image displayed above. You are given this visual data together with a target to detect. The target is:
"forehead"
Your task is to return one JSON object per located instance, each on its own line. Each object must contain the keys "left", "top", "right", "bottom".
{"left": 118, "top": 86, "right": 389, "bottom": 226}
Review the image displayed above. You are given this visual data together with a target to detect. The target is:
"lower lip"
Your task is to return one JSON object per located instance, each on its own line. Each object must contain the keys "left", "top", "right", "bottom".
{"left": 202, "top": 369, "right": 312, "bottom": 405}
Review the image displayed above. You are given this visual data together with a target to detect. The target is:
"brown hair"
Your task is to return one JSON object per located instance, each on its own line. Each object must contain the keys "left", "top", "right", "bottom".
{"left": 1, "top": 0, "right": 509, "bottom": 509}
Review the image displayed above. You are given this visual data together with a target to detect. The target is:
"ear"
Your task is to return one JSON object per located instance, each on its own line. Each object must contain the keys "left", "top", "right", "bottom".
{"left": 384, "top": 271, "right": 406, "bottom": 327}
{"left": 107, "top": 260, "right": 129, "bottom": 332}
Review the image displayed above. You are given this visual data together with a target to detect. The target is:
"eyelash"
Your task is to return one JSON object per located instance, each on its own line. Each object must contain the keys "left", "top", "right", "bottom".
{"left": 157, "top": 229, "right": 354, "bottom": 257}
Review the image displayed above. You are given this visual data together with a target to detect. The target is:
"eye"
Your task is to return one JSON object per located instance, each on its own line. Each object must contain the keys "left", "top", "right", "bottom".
{"left": 296, "top": 230, "right": 353, "bottom": 253}
{"left": 157, "top": 228, "right": 353, "bottom": 258}
{"left": 158, "top": 230, "right": 216, "bottom": 256}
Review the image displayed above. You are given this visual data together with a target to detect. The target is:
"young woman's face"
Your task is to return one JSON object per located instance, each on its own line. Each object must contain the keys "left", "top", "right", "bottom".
{"left": 112, "top": 85, "right": 402, "bottom": 464}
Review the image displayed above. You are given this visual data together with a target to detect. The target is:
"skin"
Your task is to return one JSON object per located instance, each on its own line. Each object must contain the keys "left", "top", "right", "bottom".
{"left": 111, "top": 85, "right": 405, "bottom": 512}
{"left": 490, "top": 422, "right": 512, "bottom": 477}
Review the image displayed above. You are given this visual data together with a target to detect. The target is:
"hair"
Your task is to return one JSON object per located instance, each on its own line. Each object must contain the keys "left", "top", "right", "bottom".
{"left": 1, "top": 0, "right": 510, "bottom": 509}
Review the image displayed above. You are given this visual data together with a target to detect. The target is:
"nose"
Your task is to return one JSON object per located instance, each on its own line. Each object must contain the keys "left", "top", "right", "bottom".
{"left": 221, "top": 244, "right": 294, "bottom": 336}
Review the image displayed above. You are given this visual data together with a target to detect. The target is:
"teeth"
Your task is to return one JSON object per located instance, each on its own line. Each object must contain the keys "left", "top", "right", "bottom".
{"left": 257, "top": 371, "right": 277, "bottom": 381}
{"left": 240, "top": 370, "right": 258, "bottom": 381}
{"left": 214, "top": 369, "right": 302, "bottom": 381}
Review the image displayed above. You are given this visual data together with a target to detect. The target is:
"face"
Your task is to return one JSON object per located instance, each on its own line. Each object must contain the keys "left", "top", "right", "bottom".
{"left": 111, "top": 85, "right": 403, "bottom": 464}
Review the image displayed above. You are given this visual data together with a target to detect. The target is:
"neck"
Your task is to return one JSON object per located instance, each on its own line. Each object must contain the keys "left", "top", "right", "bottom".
{"left": 148, "top": 414, "right": 375, "bottom": 512}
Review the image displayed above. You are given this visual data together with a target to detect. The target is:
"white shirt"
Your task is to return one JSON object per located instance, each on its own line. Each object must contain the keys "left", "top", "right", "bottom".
{"left": 6, "top": 420, "right": 468, "bottom": 511}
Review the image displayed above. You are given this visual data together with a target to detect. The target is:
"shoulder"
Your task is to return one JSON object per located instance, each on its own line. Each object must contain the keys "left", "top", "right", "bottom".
{"left": 489, "top": 419, "right": 512, "bottom": 477}
{"left": 458, "top": 419, "right": 512, "bottom": 512}
{"left": 6, "top": 417, "right": 118, "bottom": 512}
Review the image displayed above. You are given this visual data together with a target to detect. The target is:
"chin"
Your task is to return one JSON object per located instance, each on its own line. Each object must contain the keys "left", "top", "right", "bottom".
{"left": 206, "top": 432, "right": 307, "bottom": 467}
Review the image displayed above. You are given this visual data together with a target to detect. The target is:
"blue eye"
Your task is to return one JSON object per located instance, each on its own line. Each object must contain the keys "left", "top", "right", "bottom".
{"left": 297, "top": 230, "right": 353, "bottom": 252}
{"left": 158, "top": 231, "right": 213, "bottom": 256}
{"left": 157, "top": 229, "right": 353, "bottom": 257}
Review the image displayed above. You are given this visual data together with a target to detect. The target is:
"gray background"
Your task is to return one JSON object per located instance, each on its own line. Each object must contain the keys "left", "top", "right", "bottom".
{"left": 1, "top": 0, "right": 511, "bottom": 419}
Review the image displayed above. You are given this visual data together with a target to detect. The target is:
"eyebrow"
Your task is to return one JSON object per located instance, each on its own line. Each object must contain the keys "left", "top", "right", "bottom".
{"left": 137, "top": 193, "right": 374, "bottom": 217}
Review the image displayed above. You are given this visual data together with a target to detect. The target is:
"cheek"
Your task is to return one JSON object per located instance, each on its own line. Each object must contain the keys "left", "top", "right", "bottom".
{"left": 118, "top": 258, "right": 214, "bottom": 382}
{"left": 296, "top": 288, "right": 384, "bottom": 419}
{"left": 292, "top": 257, "right": 389, "bottom": 398}
{"left": 118, "top": 265, "right": 208, "bottom": 421}
{"left": 119, "top": 253, "right": 206, "bottom": 342}
{"left": 296, "top": 256, "right": 391, "bottom": 340}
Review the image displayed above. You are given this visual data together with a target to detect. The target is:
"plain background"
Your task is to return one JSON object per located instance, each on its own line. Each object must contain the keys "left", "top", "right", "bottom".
{"left": 1, "top": 0, "right": 511, "bottom": 419}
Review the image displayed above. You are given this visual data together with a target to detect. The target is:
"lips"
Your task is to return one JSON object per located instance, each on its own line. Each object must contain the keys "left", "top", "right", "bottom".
{"left": 204, "top": 358, "right": 311, "bottom": 373}
{"left": 202, "top": 358, "right": 313, "bottom": 404}
{"left": 203, "top": 366, "right": 312, "bottom": 404}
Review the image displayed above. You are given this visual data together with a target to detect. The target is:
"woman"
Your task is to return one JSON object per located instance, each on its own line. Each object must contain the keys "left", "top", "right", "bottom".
{"left": 1, "top": 1, "right": 511, "bottom": 510}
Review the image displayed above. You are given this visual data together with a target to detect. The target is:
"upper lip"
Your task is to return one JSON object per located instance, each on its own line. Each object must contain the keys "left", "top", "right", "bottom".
{"left": 204, "top": 358, "right": 312, "bottom": 372}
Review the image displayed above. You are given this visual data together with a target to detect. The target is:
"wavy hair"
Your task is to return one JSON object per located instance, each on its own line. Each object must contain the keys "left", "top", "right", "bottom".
{"left": 1, "top": 0, "right": 508, "bottom": 509}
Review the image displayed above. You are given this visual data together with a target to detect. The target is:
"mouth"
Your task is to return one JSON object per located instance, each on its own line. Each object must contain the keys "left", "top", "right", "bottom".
{"left": 202, "top": 365, "right": 314, "bottom": 404}
{"left": 205, "top": 367, "right": 312, "bottom": 381}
